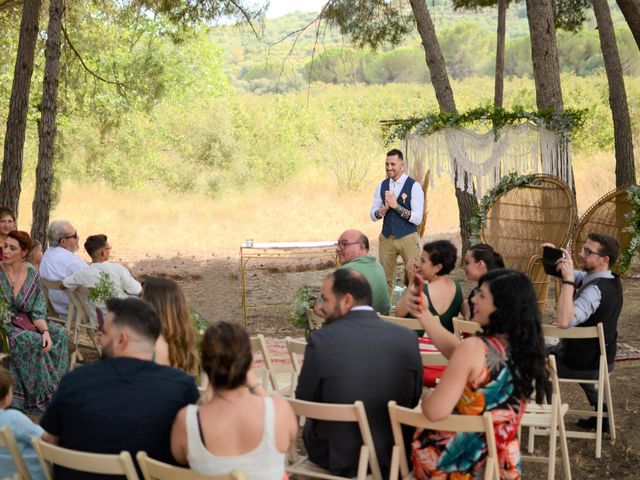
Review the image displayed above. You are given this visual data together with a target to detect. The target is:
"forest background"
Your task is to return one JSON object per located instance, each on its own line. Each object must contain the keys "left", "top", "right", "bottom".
{"left": 1, "top": 1, "right": 638, "bottom": 256}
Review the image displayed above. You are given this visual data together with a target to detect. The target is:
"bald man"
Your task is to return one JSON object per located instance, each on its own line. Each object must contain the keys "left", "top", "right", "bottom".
{"left": 336, "top": 229, "right": 390, "bottom": 315}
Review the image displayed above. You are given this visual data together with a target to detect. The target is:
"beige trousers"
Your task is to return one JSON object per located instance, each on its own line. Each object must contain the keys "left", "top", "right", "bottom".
{"left": 378, "top": 232, "right": 422, "bottom": 294}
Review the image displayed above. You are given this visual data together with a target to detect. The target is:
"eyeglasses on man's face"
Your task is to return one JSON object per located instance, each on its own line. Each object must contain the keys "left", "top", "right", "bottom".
{"left": 336, "top": 240, "right": 361, "bottom": 249}
{"left": 62, "top": 232, "right": 78, "bottom": 241}
{"left": 581, "top": 246, "right": 603, "bottom": 257}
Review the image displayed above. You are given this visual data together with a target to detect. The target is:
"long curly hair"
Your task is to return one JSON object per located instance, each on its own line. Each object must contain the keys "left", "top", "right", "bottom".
{"left": 478, "top": 269, "right": 549, "bottom": 403}
{"left": 142, "top": 277, "right": 199, "bottom": 375}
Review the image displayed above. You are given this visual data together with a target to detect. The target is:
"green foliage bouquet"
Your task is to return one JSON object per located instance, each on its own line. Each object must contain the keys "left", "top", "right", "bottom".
{"left": 88, "top": 273, "right": 117, "bottom": 304}
{"left": 0, "top": 298, "right": 12, "bottom": 327}
{"left": 291, "top": 286, "right": 315, "bottom": 330}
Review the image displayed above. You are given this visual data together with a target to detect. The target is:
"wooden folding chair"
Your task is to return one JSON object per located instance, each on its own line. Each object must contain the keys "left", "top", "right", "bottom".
{"left": 136, "top": 451, "right": 245, "bottom": 479}
{"left": 31, "top": 437, "right": 139, "bottom": 480}
{"left": 0, "top": 426, "right": 32, "bottom": 480}
{"left": 541, "top": 324, "right": 615, "bottom": 458}
{"left": 379, "top": 315, "right": 423, "bottom": 331}
{"left": 249, "top": 334, "right": 294, "bottom": 396}
{"left": 285, "top": 336, "right": 306, "bottom": 393}
{"left": 67, "top": 288, "right": 101, "bottom": 368}
{"left": 40, "top": 279, "right": 99, "bottom": 367}
{"left": 387, "top": 401, "right": 498, "bottom": 480}
{"left": 420, "top": 351, "right": 448, "bottom": 367}
{"left": 286, "top": 398, "right": 382, "bottom": 480}
{"left": 520, "top": 355, "right": 571, "bottom": 480}
{"left": 452, "top": 317, "right": 482, "bottom": 338}
{"left": 39, "top": 278, "right": 74, "bottom": 330}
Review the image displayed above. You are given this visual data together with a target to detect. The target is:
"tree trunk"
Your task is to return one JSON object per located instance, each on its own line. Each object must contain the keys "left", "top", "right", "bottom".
{"left": 409, "top": 0, "right": 477, "bottom": 254}
{"left": 525, "top": 0, "right": 577, "bottom": 196}
{"left": 616, "top": 0, "right": 640, "bottom": 50}
{"left": 31, "top": 0, "right": 65, "bottom": 248}
{"left": 593, "top": 0, "right": 636, "bottom": 187}
{"left": 494, "top": 0, "right": 507, "bottom": 108}
{"left": 0, "top": 0, "right": 41, "bottom": 215}
{"left": 525, "top": 0, "right": 563, "bottom": 111}
{"left": 409, "top": 0, "right": 456, "bottom": 113}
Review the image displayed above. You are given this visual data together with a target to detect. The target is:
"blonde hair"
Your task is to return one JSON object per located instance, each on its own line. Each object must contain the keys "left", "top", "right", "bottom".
{"left": 142, "top": 277, "right": 199, "bottom": 375}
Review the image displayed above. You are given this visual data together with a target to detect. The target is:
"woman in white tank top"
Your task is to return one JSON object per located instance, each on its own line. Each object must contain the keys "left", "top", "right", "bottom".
{"left": 171, "top": 322, "right": 297, "bottom": 479}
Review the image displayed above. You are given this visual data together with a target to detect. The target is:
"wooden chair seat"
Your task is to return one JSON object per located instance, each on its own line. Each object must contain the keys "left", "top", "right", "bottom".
{"left": 32, "top": 437, "right": 138, "bottom": 480}
{"left": 137, "top": 451, "right": 245, "bottom": 479}
{"left": 286, "top": 398, "right": 382, "bottom": 480}
{"left": 388, "top": 402, "right": 499, "bottom": 480}
{"left": 540, "top": 324, "right": 615, "bottom": 459}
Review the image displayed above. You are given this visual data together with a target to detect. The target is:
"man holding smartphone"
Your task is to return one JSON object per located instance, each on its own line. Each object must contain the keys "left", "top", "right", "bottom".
{"left": 552, "top": 232, "right": 622, "bottom": 430}
{"left": 369, "top": 149, "right": 424, "bottom": 294}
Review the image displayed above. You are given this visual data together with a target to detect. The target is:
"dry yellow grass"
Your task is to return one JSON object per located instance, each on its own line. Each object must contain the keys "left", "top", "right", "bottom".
{"left": 13, "top": 150, "right": 626, "bottom": 263}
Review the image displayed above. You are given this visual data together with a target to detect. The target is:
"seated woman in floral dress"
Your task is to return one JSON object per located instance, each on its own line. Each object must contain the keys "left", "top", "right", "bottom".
{"left": 405, "top": 269, "right": 549, "bottom": 479}
{"left": 0, "top": 231, "right": 68, "bottom": 414}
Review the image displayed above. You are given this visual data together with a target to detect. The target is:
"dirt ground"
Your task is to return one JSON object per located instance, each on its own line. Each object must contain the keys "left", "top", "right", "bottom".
{"left": 124, "top": 239, "right": 640, "bottom": 479}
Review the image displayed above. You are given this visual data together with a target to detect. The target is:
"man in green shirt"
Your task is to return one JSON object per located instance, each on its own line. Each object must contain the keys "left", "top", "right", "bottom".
{"left": 336, "top": 230, "right": 390, "bottom": 315}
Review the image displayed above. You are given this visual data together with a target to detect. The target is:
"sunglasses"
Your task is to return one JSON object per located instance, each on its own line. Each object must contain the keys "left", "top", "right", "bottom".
{"left": 63, "top": 232, "right": 78, "bottom": 240}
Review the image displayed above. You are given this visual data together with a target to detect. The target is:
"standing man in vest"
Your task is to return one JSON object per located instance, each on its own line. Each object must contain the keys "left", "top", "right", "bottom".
{"left": 370, "top": 149, "right": 424, "bottom": 294}
{"left": 553, "top": 232, "right": 622, "bottom": 430}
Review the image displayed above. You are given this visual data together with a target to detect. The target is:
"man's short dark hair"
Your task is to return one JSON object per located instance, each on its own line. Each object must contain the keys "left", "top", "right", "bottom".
{"left": 386, "top": 149, "right": 404, "bottom": 161}
{"left": 85, "top": 234, "right": 108, "bottom": 257}
{"left": 331, "top": 269, "right": 372, "bottom": 307}
{"left": 358, "top": 232, "right": 370, "bottom": 251}
{"left": 106, "top": 297, "right": 161, "bottom": 342}
{"left": 588, "top": 232, "right": 620, "bottom": 266}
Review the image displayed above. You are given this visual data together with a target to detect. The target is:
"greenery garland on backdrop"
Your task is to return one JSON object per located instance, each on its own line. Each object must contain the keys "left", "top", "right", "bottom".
{"left": 469, "top": 172, "right": 540, "bottom": 245}
{"left": 619, "top": 185, "right": 640, "bottom": 275}
{"left": 379, "top": 106, "right": 586, "bottom": 199}
{"left": 380, "top": 105, "right": 588, "bottom": 145}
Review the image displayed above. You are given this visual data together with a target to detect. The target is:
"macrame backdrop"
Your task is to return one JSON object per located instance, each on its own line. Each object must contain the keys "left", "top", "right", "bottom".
{"left": 403, "top": 124, "right": 572, "bottom": 198}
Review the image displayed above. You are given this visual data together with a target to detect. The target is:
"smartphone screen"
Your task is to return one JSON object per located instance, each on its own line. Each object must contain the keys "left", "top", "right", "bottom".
{"left": 542, "top": 246, "right": 565, "bottom": 277}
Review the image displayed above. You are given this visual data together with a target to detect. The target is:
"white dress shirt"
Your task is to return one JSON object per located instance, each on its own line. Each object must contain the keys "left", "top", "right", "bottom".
{"left": 63, "top": 262, "right": 142, "bottom": 326}
{"left": 40, "top": 247, "right": 88, "bottom": 317}
{"left": 369, "top": 172, "right": 424, "bottom": 226}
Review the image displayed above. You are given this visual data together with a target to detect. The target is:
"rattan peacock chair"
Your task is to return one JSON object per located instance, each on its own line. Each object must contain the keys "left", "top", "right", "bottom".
{"left": 571, "top": 187, "right": 634, "bottom": 275}
{"left": 480, "top": 174, "right": 577, "bottom": 313}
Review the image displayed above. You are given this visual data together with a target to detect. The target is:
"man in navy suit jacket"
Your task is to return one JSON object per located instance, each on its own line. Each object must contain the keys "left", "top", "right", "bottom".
{"left": 296, "top": 269, "right": 423, "bottom": 477}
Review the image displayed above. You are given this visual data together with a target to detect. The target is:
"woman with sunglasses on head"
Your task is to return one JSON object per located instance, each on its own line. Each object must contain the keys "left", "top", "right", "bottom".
{"left": 406, "top": 268, "right": 549, "bottom": 479}
{"left": 461, "top": 243, "right": 505, "bottom": 320}
{"left": 0, "top": 231, "right": 68, "bottom": 414}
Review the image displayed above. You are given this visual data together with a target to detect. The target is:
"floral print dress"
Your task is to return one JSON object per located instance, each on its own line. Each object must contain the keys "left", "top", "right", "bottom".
{"left": 411, "top": 336, "right": 525, "bottom": 480}
{"left": 0, "top": 265, "right": 69, "bottom": 414}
